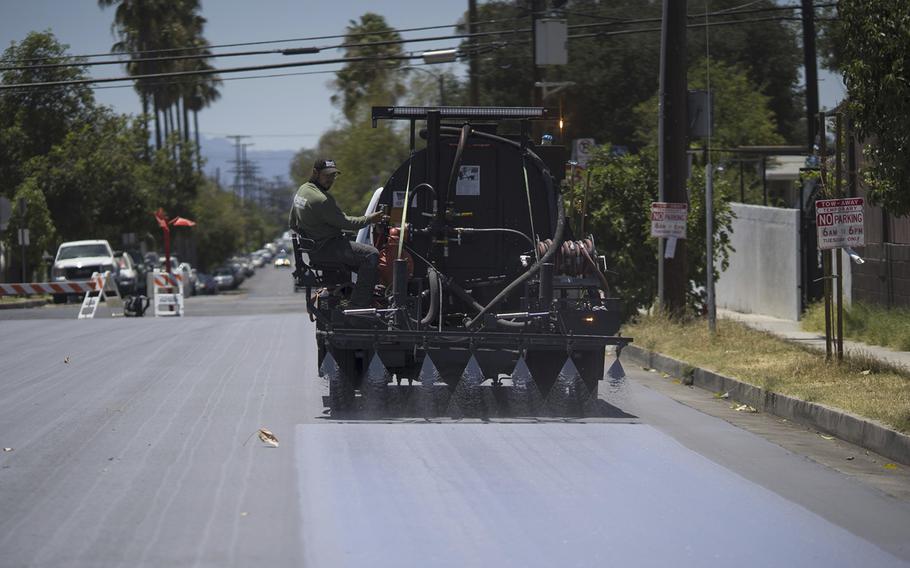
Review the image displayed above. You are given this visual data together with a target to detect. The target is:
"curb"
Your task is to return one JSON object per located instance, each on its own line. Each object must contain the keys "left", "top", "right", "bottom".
{"left": 0, "top": 299, "right": 47, "bottom": 310}
{"left": 624, "top": 344, "right": 910, "bottom": 467}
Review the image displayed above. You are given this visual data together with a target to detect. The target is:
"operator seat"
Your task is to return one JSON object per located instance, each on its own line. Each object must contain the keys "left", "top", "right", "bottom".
{"left": 291, "top": 231, "right": 352, "bottom": 290}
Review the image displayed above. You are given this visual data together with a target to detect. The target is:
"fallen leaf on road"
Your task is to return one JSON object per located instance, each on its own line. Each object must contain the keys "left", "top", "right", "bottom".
{"left": 714, "top": 391, "right": 730, "bottom": 399}
{"left": 64, "top": 357, "right": 70, "bottom": 364}
{"left": 818, "top": 434, "right": 835, "bottom": 440}
{"left": 661, "top": 372, "right": 669, "bottom": 378}
{"left": 671, "top": 379, "right": 681, "bottom": 384}
{"left": 2, "top": 448, "right": 12, "bottom": 452}
{"left": 846, "top": 456, "right": 855, "bottom": 461}
{"left": 883, "top": 463, "right": 898, "bottom": 470}
{"left": 258, "top": 428, "right": 279, "bottom": 448}
{"left": 732, "top": 404, "right": 758, "bottom": 413}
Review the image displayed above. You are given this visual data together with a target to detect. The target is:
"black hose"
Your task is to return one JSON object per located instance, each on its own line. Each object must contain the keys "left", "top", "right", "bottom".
{"left": 466, "top": 156, "right": 566, "bottom": 330}
{"left": 408, "top": 182, "right": 437, "bottom": 202}
{"left": 444, "top": 124, "right": 472, "bottom": 205}
{"left": 439, "top": 126, "right": 548, "bottom": 168}
{"left": 420, "top": 268, "right": 440, "bottom": 326}
{"left": 455, "top": 227, "right": 535, "bottom": 250}
{"left": 446, "top": 278, "right": 528, "bottom": 329}
{"left": 580, "top": 245, "right": 611, "bottom": 296}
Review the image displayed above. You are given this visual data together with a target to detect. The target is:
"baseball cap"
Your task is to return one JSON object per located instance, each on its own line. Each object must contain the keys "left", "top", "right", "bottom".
{"left": 314, "top": 158, "right": 340, "bottom": 175}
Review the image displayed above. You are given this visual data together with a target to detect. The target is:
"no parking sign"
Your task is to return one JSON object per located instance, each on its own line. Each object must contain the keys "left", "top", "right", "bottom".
{"left": 573, "top": 138, "right": 595, "bottom": 167}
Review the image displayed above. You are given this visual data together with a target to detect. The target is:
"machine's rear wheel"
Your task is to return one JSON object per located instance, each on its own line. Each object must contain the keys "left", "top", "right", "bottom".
{"left": 571, "top": 348, "right": 605, "bottom": 397}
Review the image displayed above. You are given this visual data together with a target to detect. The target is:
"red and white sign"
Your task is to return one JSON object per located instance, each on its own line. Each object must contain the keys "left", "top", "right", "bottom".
{"left": 650, "top": 202, "right": 688, "bottom": 239}
{"left": 816, "top": 197, "right": 864, "bottom": 250}
{"left": 0, "top": 278, "right": 98, "bottom": 296}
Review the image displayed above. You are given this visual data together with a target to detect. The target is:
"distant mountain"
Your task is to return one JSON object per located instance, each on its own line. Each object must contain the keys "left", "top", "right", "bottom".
{"left": 199, "top": 136, "right": 297, "bottom": 186}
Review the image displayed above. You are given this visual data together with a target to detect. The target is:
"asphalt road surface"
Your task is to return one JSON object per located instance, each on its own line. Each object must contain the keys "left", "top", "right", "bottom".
{"left": 2, "top": 266, "right": 909, "bottom": 567}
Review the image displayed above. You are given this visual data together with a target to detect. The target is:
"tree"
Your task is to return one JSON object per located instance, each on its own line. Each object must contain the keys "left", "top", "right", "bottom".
{"left": 565, "top": 145, "right": 734, "bottom": 319}
{"left": 99, "top": 0, "right": 218, "bottom": 154}
{"left": 332, "top": 13, "right": 407, "bottom": 121}
{"left": 21, "top": 108, "right": 156, "bottom": 243}
{"left": 633, "top": 59, "right": 784, "bottom": 148}
{"left": 460, "top": 0, "right": 805, "bottom": 145}
{"left": 0, "top": 32, "right": 96, "bottom": 198}
{"left": 836, "top": 0, "right": 910, "bottom": 215}
{"left": 190, "top": 181, "right": 245, "bottom": 270}
{"left": 289, "top": 12, "right": 410, "bottom": 218}
{"left": 3, "top": 179, "right": 57, "bottom": 280}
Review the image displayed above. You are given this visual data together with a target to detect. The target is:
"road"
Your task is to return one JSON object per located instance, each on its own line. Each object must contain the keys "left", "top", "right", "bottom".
{"left": 1, "top": 266, "right": 909, "bottom": 567}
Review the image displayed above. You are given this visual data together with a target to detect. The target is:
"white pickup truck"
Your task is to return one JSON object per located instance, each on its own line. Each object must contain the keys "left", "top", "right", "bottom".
{"left": 50, "top": 239, "right": 116, "bottom": 303}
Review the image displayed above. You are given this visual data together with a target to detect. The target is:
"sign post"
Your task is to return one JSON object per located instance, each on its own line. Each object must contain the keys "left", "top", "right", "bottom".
{"left": 650, "top": 202, "right": 688, "bottom": 260}
{"left": 815, "top": 197, "right": 864, "bottom": 250}
{"left": 815, "top": 196, "right": 864, "bottom": 362}
{"left": 17, "top": 198, "right": 27, "bottom": 282}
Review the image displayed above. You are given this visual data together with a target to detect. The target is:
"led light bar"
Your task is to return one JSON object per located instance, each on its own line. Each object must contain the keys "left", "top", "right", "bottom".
{"left": 372, "top": 106, "right": 553, "bottom": 123}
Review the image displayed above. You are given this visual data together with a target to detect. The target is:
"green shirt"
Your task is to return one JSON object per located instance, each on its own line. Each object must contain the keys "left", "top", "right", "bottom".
{"left": 288, "top": 181, "right": 370, "bottom": 244}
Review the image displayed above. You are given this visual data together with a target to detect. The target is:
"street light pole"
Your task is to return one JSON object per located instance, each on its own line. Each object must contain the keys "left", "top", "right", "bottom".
{"left": 403, "top": 66, "right": 445, "bottom": 106}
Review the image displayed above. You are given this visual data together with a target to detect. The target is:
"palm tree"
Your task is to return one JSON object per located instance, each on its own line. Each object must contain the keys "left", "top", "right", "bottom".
{"left": 99, "top": 0, "right": 219, "bottom": 157}
{"left": 99, "top": 0, "right": 167, "bottom": 150}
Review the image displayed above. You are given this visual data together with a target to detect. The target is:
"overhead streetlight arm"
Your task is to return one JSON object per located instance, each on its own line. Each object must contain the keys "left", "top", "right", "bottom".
{"left": 421, "top": 48, "right": 458, "bottom": 64}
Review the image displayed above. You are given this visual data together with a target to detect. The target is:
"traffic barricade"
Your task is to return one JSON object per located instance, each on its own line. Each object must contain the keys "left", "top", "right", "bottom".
{"left": 150, "top": 270, "right": 184, "bottom": 317}
{"left": 0, "top": 280, "right": 95, "bottom": 296}
{"left": 77, "top": 271, "right": 124, "bottom": 319}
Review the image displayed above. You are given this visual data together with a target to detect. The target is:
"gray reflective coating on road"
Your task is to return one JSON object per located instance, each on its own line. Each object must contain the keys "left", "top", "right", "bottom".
{"left": 296, "top": 423, "right": 906, "bottom": 568}
{"left": 1, "top": 268, "right": 909, "bottom": 567}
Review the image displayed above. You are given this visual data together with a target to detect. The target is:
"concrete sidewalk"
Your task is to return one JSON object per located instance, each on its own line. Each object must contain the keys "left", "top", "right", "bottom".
{"left": 718, "top": 308, "right": 910, "bottom": 371}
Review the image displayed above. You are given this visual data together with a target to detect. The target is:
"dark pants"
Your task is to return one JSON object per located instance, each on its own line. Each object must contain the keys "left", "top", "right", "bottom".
{"left": 310, "top": 237, "right": 379, "bottom": 306}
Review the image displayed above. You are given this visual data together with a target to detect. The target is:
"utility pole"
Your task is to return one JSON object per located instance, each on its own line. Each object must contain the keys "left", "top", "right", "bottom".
{"left": 468, "top": 0, "right": 479, "bottom": 105}
{"left": 240, "top": 142, "right": 255, "bottom": 203}
{"left": 530, "top": 0, "right": 543, "bottom": 106}
{"left": 801, "top": 0, "right": 819, "bottom": 149}
{"left": 658, "top": 0, "right": 688, "bottom": 315}
{"left": 226, "top": 135, "right": 249, "bottom": 201}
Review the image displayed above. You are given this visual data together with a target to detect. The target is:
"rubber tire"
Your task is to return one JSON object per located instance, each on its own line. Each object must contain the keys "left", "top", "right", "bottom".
{"left": 571, "top": 348, "right": 605, "bottom": 396}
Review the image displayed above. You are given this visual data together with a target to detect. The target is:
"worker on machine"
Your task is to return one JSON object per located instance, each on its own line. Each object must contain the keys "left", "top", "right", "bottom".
{"left": 288, "top": 158, "right": 385, "bottom": 307}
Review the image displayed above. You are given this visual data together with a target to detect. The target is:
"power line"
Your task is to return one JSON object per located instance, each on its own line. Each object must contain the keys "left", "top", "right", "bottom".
{"left": 89, "top": 68, "right": 342, "bottom": 90}
{"left": 0, "top": 25, "right": 528, "bottom": 73}
{"left": 1, "top": 16, "right": 523, "bottom": 64}
{"left": 1, "top": 3, "right": 833, "bottom": 69}
{"left": 0, "top": 10, "right": 834, "bottom": 91}
{"left": 0, "top": 53, "right": 428, "bottom": 90}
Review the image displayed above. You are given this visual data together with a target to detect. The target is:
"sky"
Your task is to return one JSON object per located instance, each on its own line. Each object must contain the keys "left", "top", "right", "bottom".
{"left": 1, "top": 0, "right": 846, "bottom": 175}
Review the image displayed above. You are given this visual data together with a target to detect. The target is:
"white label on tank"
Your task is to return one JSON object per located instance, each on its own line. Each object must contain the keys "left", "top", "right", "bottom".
{"left": 456, "top": 165, "right": 480, "bottom": 196}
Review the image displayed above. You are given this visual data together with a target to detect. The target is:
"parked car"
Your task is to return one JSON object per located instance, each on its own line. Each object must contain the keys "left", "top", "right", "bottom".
{"left": 230, "top": 256, "right": 255, "bottom": 277}
{"left": 227, "top": 261, "right": 246, "bottom": 286}
{"left": 273, "top": 250, "right": 291, "bottom": 268}
{"left": 114, "top": 251, "right": 138, "bottom": 295}
{"left": 194, "top": 272, "right": 218, "bottom": 295}
{"left": 212, "top": 266, "right": 237, "bottom": 290}
{"left": 51, "top": 240, "right": 116, "bottom": 303}
{"left": 123, "top": 250, "right": 148, "bottom": 295}
{"left": 177, "top": 262, "right": 197, "bottom": 296}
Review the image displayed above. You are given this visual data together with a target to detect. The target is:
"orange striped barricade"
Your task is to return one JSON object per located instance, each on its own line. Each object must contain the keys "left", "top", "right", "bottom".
{"left": 151, "top": 270, "right": 184, "bottom": 317}
{"left": 0, "top": 280, "right": 94, "bottom": 296}
{"left": 77, "top": 271, "right": 124, "bottom": 319}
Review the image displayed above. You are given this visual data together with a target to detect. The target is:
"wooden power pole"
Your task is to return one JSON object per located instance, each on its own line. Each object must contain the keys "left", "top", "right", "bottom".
{"left": 469, "top": 0, "right": 479, "bottom": 105}
{"left": 659, "top": 0, "right": 688, "bottom": 315}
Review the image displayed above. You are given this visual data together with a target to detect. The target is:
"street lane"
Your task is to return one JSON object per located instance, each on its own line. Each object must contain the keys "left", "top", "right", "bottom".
{"left": 1, "top": 267, "right": 909, "bottom": 567}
